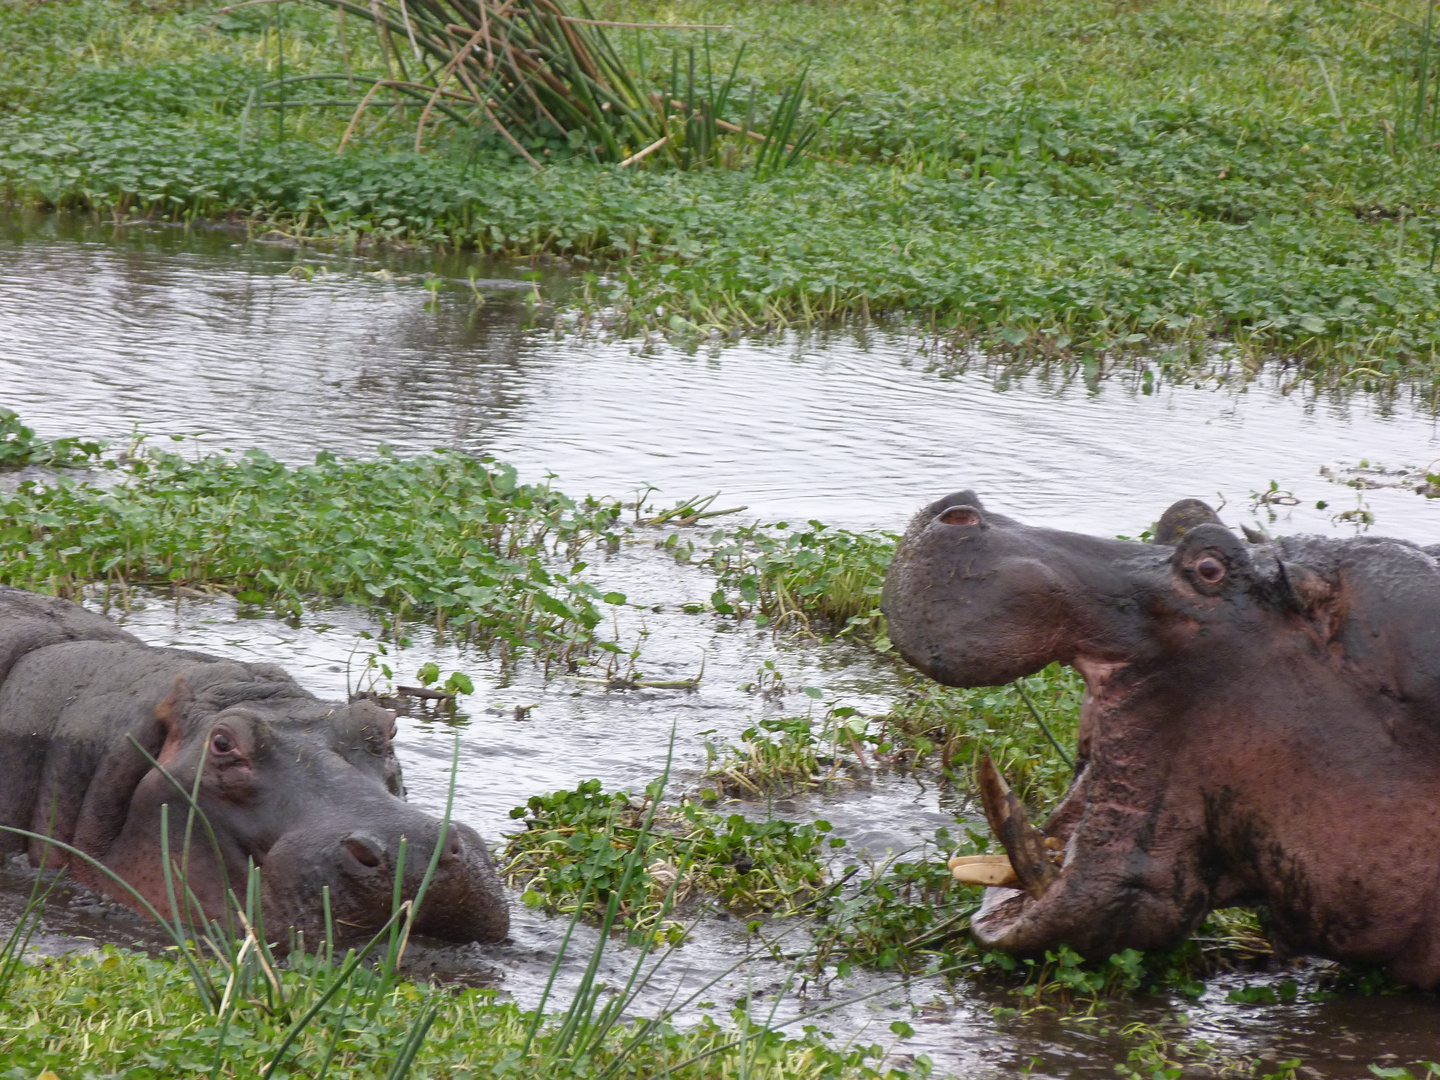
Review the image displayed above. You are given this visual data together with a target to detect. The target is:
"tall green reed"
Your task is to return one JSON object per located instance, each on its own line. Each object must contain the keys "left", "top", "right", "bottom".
{"left": 1390, "top": 0, "right": 1440, "bottom": 152}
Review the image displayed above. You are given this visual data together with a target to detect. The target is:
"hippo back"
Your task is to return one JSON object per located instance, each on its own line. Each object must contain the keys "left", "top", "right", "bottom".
{"left": 0, "top": 586, "right": 141, "bottom": 684}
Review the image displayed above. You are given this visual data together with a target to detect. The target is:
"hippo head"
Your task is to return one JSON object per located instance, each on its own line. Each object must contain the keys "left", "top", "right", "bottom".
{"left": 880, "top": 490, "right": 1258, "bottom": 687}
{"left": 87, "top": 676, "right": 509, "bottom": 945}
{"left": 883, "top": 491, "right": 1440, "bottom": 983}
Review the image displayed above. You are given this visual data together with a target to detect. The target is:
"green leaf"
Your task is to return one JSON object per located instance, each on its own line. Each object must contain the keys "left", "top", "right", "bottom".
{"left": 444, "top": 671, "right": 475, "bottom": 695}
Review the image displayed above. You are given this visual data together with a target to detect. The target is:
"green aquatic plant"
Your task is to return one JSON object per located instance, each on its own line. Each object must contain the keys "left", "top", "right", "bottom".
{"left": 0, "top": 440, "right": 626, "bottom": 661}
{"left": 702, "top": 713, "right": 866, "bottom": 799}
{"left": 7, "top": 0, "right": 1440, "bottom": 371}
{"left": 503, "top": 777, "right": 843, "bottom": 931}
{"left": 885, "top": 665, "right": 1087, "bottom": 809}
{"left": 704, "top": 521, "right": 896, "bottom": 643}
{"left": 0, "top": 408, "right": 106, "bottom": 471}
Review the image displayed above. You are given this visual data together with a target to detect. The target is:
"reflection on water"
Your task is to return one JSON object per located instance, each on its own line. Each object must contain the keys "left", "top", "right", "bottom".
{"left": 3, "top": 214, "right": 1440, "bottom": 1077}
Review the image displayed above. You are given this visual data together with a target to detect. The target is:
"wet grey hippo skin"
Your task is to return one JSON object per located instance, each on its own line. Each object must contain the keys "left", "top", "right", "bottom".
{"left": 0, "top": 586, "right": 508, "bottom": 943}
{"left": 882, "top": 493, "right": 1440, "bottom": 985}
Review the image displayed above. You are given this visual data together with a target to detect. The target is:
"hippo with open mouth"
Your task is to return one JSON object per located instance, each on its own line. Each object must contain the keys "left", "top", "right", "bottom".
{"left": 882, "top": 492, "right": 1440, "bottom": 985}
{"left": 0, "top": 586, "right": 509, "bottom": 944}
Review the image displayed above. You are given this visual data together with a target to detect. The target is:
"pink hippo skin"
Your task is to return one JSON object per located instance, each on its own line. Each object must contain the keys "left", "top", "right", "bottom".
{"left": 881, "top": 493, "right": 1440, "bottom": 985}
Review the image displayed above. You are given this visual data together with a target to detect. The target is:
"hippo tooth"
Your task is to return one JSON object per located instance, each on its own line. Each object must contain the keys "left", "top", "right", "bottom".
{"left": 977, "top": 753, "right": 1061, "bottom": 900}
{"left": 947, "top": 854, "right": 1019, "bottom": 887}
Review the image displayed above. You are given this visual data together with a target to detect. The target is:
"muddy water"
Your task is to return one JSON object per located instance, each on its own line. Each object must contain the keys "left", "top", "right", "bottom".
{"left": 3, "top": 213, "right": 1440, "bottom": 1077}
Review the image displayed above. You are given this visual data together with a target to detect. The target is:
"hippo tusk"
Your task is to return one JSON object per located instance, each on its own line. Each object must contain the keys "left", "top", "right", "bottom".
{"left": 977, "top": 753, "right": 1061, "bottom": 900}
{"left": 948, "top": 853, "right": 1019, "bottom": 887}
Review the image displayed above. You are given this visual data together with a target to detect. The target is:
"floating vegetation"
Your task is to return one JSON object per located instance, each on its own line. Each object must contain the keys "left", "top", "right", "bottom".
{"left": 702, "top": 714, "right": 864, "bottom": 800}
{"left": 704, "top": 522, "right": 897, "bottom": 643}
{"left": 503, "top": 777, "right": 843, "bottom": 932}
{"left": 0, "top": 438, "right": 626, "bottom": 662}
{"left": 0, "top": 408, "right": 106, "bottom": 471}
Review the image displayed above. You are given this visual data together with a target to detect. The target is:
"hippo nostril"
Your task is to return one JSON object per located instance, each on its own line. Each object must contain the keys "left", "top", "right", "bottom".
{"left": 938, "top": 506, "right": 982, "bottom": 528}
{"left": 342, "top": 834, "right": 384, "bottom": 869}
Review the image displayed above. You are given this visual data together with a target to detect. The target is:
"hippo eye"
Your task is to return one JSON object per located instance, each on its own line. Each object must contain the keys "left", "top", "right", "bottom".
{"left": 1194, "top": 556, "right": 1226, "bottom": 584}
{"left": 210, "top": 732, "right": 235, "bottom": 755}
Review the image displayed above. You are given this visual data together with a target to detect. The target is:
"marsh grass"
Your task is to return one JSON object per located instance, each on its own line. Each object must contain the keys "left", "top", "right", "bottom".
{"left": 295, "top": 0, "right": 669, "bottom": 165}
{"left": 6, "top": 0, "right": 1440, "bottom": 370}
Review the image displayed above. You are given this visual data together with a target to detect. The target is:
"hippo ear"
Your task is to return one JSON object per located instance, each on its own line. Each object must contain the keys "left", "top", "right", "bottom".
{"left": 1171, "top": 523, "right": 1252, "bottom": 597}
{"left": 1274, "top": 559, "right": 1343, "bottom": 635}
{"left": 1154, "top": 499, "right": 1223, "bottom": 545}
{"left": 154, "top": 675, "right": 194, "bottom": 766}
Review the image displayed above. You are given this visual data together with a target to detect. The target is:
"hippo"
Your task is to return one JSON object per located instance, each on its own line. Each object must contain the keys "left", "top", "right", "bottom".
{"left": 882, "top": 491, "right": 1440, "bottom": 986}
{"left": 0, "top": 586, "right": 509, "bottom": 944}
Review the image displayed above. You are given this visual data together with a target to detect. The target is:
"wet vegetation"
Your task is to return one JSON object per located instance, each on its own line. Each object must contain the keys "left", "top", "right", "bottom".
{"left": 3, "top": 0, "right": 1440, "bottom": 375}
{"left": 503, "top": 775, "right": 840, "bottom": 931}
{"left": 0, "top": 406, "right": 106, "bottom": 470}
{"left": 0, "top": 941, "right": 915, "bottom": 1078}
{"left": 0, "top": 440, "right": 627, "bottom": 661}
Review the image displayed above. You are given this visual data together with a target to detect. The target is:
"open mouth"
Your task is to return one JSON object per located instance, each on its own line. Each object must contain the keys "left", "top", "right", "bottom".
{"left": 951, "top": 752, "right": 1095, "bottom": 950}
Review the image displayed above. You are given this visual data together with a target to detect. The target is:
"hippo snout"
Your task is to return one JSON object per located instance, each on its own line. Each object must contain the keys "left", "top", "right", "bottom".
{"left": 262, "top": 818, "right": 509, "bottom": 944}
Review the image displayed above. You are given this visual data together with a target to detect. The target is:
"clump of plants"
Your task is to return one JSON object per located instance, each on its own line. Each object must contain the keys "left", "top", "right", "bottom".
{"left": 701, "top": 712, "right": 869, "bottom": 799}
{"left": 0, "top": 435, "right": 627, "bottom": 662}
{"left": 703, "top": 521, "right": 897, "bottom": 643}
{"left": 503, "top": 776, "right": 845, "bottom": 933}
{"left": 0, "top": 407, "right": 106, "bottom": 470}
{"left": 885, "top": 664, "right": 1086, "bottom": 808}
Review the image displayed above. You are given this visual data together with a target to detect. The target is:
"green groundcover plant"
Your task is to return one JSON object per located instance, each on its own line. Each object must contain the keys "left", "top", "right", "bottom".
{"left": 0, "top": 440, "right": 628, "bottom": 662}
{"left": 3, "top": 0, "right": 1440, "bottom": 375}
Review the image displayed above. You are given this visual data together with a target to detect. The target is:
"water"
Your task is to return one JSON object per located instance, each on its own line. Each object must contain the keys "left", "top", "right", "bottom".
{"left": 3, "top": 213, "right": 1440, "bottom": 1077}
{"left": 4, "top": 215, "right": 1438, "bottom": 541}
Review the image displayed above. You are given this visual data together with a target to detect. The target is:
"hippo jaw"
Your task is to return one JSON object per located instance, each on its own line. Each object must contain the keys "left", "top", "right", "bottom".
{"left": 965, "top": 661, "right": 1215, "bottom": 960}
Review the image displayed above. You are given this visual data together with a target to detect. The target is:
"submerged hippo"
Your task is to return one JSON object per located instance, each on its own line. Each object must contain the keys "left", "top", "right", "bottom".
{"left": 0, "top": 586, "right": 508, "bottom": 943}
{"left": 882, "top": 492, "right": 1440, "bottom": 985}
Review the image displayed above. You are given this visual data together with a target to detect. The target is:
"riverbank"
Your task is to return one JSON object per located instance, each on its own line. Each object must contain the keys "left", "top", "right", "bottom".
{"left": 2, "top": 0, "right": 1439, "bottom": 377}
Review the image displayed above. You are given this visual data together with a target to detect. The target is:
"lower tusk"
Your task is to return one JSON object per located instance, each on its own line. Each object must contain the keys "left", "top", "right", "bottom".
{"left": 977, "top": 752, "right": 1061, "bottom": 900}
{"left": 948, "top": 853, "right": 1018, "bottom": 887}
